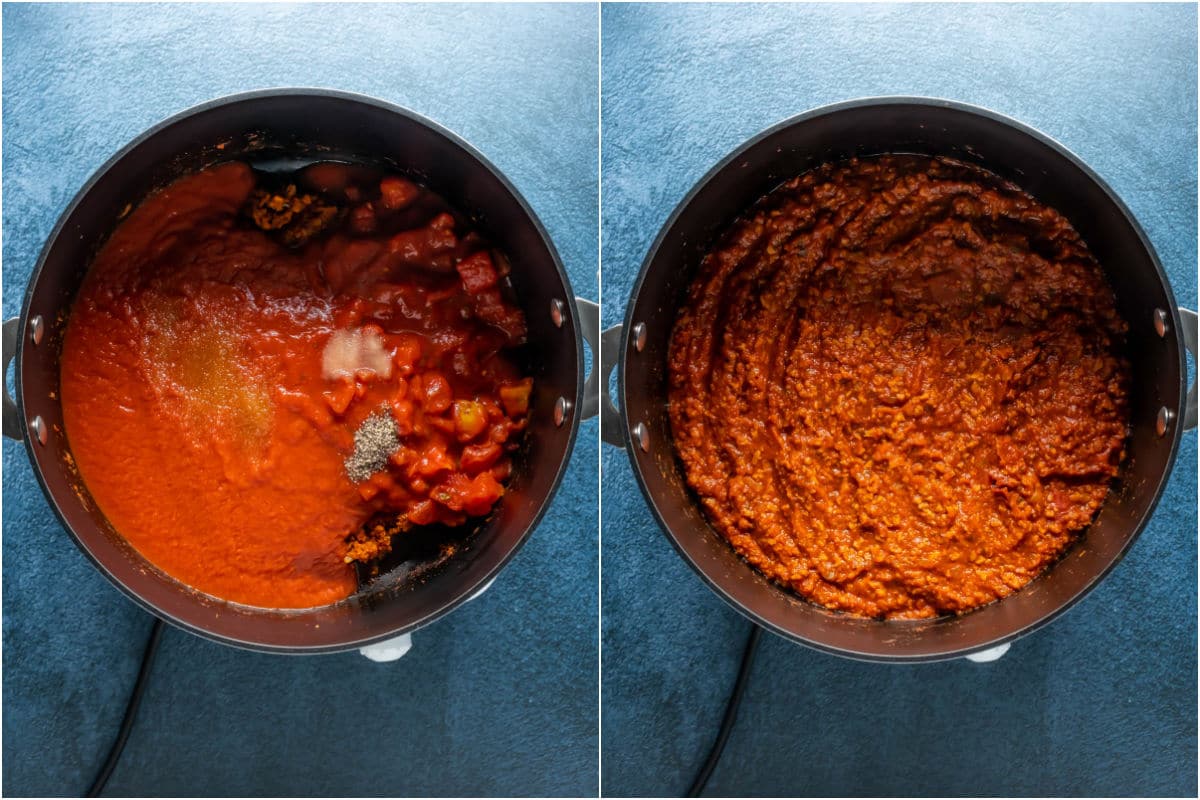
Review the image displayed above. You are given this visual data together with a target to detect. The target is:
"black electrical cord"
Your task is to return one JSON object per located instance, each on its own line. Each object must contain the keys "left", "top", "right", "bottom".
{"left": 86, "top": 618, "right": 166, "bottom": 798}
{"left": 686, "top": 624, "right": 763, "bottom": 798}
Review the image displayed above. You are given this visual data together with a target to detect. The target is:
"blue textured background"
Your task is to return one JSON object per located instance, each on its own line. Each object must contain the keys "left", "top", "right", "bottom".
{"left": 2, "top": 3, "right": 597, "bottom": 797}
{"left": 601, "top": 3, "right": 1197, "bottom": 797}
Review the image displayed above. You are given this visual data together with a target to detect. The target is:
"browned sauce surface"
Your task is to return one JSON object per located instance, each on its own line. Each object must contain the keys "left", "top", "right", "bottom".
{"left": 668, "top": 155, "right": 1131, "bottom": 619}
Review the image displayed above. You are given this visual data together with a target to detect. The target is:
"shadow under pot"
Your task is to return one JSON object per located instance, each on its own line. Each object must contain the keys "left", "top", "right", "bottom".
{"left": 604, "top": 97, "right": 1197, "bottom": 662}
{"left": 4, "top": 88, "right": 601, "bottom": 656}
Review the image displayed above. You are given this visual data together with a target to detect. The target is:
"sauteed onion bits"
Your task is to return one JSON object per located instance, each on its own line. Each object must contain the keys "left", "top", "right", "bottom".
{"left": 668, "top": 155, "right": 1131, "bottom": 620}
{"left": 60, "top": 160, "right": 532, "bottom": 609}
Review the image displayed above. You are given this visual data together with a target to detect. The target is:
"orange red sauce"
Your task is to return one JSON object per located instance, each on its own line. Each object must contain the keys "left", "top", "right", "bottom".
{"left": 61, "top": 161, "right": 530, "bottom": 609}
{"left": 669, "top": 156, "right": 1130, "bottom": 619}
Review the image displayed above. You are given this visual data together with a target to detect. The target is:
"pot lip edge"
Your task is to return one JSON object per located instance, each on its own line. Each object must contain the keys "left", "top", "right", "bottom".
{"left": 614, "top": 94, "right": 1188, "bottom": 660}
{"left": 14, "top": 86, "right": 588, "bottom": 653}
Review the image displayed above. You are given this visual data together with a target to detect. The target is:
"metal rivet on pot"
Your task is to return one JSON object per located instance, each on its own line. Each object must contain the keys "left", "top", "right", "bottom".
{"left": 632, "top": 422, "right": 649, "bottom": 452}
{"left": 554, "top": 397, "right": 572, "bottom": 427}
{"left": 1156, "top": 406, "right": 1174, "bottom": 437}
{"left": 29, "top": 315, "right": 44, "bottom": 345}
{"left": 1153, "top": 308, "right": 1169, "bottom": 338}
{"left": 30, "top": 415, "right": 47, "bottom": 445}
{"left": 550, "top": 299, "right": 565, "bottom": 329}
{"left": 632, "top": 322, "right": 646, "bottom": 353}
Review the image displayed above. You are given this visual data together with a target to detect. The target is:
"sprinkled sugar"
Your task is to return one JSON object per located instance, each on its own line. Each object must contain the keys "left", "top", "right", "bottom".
{"left": 345, "top": 409, "right": 400, "bottom": 483}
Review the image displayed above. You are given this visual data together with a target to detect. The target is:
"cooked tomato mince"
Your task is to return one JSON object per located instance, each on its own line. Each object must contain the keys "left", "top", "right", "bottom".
{"left": 668, "top": 155, "right": 1131, "bottom": 619}
{"left": 61, "top": 161, "right": 530, "bottom": 609}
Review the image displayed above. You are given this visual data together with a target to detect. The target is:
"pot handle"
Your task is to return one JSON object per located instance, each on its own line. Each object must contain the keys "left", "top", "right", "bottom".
{"left": 3, "top": 317, "right": 21, "bottom": 440}
{"left": 1181, "top": 307, "right": 1197, "bottom": 431}
{"left": 578, "top": 299, "right": 624, "bottom": 445}
{"left": 598, "top": 322, "right": 624, "bottom": 447}
{"left": 577, "top": 298, "right": 601, "bottom": 420}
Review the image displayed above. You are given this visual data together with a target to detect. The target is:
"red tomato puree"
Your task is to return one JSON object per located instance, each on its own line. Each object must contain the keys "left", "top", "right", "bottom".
{"left": 61, "top": 161, "right": 531, "bottom": 609}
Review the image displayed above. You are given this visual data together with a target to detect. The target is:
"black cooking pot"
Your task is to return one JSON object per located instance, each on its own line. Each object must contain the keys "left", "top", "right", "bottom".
{"left": 2, "top": 89, "right": 600, "bottom": 654}
{"left": 604, "top": 97, "right": 1197, "bottom": 662}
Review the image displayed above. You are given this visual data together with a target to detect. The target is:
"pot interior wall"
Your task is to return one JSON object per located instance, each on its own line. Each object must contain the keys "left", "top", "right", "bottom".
{"left": 18, "top": 92, "right": 581, "bottom": 652}
{"left": 622, "top": 101, "right": 1184, "bottom": 660}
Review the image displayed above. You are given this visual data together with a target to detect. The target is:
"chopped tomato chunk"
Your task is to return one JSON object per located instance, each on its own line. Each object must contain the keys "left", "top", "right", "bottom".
{"left": 499, "top": 378, "right": 533, "bottom": 416}
{"left": 379, "top": 176, "right": 420, "bottom": 210}
{"left": 456, "top": 251, "right": 499, "bottom": 294}
{"left": 460, "top": 443, "right": 502, "bottom": 473}
{"left": 324, "top": 380, "right": 356, "bottom": 416}
{"left": 407, "top": 499, "right": 437, "bottom": 526}
{"left": 453, "top": 400, "right": 488, "bottom": 440}
{"left": 420, "top": 372, "right": 453, "bottom": 413}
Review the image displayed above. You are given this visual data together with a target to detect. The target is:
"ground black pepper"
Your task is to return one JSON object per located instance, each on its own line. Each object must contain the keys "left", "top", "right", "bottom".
{"left": 345, "top": 409, "right": 400, "bottom": 483}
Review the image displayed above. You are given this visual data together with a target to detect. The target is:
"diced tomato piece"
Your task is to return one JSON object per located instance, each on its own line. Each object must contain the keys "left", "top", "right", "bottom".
{"left": 460, "top": 443, "right": 502, "bottom": 473}
{"left": 430, "top": 326, "right": 469, "bottom": 353}
{"left": 379, "top": 176, "right": 420, "bottom": 210}
{"left": 499, "top": 378, "right": 533, "bottom": 416}
{"left": 481, "top": 398, "right": 504, "bottom": 422}
{"left": 430, "top": 480, "right": 464, "bottom": 512}
{"left": 428, "top": 472, "right": 504, "bottom": 517}
{"left": 324, "top": 380, "right": 356, "bottom": 416}
{"left": 427, "top": 214, "right": 456, "bottom": 250}
{"left": 386, "top": 224, "right": 458, "bottom": 267}
{"left": 456, "top": 251, "right": 498, "bottom": 294}
{"left": 449, "top": 351, "right": 473, "bottom": 378}
{"left": 473, "top": 289, "right": 527, "bottom": 341}
{"left": 413, "top": 445, "right": 455, "bottom": 478}
{"left": 462, "top": 472, "right": 504, "bottom": 516}
{"left": 473, "top": 289, "right": 506, "bottom": 320}
{"left": 388, "top": 446, "right": 414, "bottom": 468}
{"left": 391, "top": 398, "right": 415, "bottom": 436}
{"left": 393, "top": 333, "right": 423, "bottom": 375}
{"left": 487, "top": 421, "right": 512, "bottom": 445}
{"left": 387, "top": 229, "right": 425, "bottom": 261}
{"left": 407, "top": 499, "right": 437, "bottom": 525}
{"left": 421, "top": 371, "right": 452, "bottom": 413}
{"left": 503, "top": 311, "right": 527, "bottom": 341}
{"left": 370, "top": 471, "right": 397, "bottom": 492}
{"left": 452, "top": 400, "right": 488, "bottom": 441}
{"left": 350, "top": 203, "right": 377, "bottom": 234}
{"left": 385, "top": 486, "right": 411, "bottom": 506}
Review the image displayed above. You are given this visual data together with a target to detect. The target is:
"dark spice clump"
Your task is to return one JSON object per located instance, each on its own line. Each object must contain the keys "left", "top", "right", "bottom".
{"left": 345, "top": 513, "right": 411, "bottom": 566}
{"left": 247, "top": 184, "right": 340, "bottom": 247}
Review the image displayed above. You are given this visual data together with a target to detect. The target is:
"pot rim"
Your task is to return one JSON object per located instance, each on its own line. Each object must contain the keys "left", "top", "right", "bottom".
{"left": 618, "top": 95, "right": 1186, "bottom": 662}
{"left": 15, "top": 86, "right": 585, "bottom": 654}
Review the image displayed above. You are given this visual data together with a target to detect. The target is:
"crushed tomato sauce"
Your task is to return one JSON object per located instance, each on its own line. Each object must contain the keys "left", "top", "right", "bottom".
{"left": 668, "top": 155, "right": 1131, "bottom": 619}
{"left": 61, "top": 161, "right": 530, "bottom": 609}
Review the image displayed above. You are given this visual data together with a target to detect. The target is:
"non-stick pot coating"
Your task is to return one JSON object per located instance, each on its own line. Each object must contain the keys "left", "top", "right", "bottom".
{"left": 620, "top": 98, "right": 1187, "bottom": 661}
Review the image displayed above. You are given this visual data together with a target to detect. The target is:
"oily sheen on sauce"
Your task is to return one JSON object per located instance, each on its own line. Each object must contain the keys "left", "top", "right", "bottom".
{"left": 61, "top": 162, "right": 531, "bottom": 609}
{"left": 668, "top": 155, "right": 1131, "bottom": 620}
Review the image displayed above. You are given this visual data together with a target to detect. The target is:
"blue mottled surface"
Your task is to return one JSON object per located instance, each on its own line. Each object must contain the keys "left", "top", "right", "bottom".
{"left": 601, "top": 3, "right": 1196, "bottom": 797}
{"left": 3, "top": 3, "right": 597, "bottom": 796}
